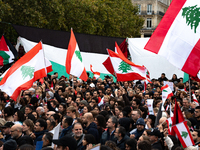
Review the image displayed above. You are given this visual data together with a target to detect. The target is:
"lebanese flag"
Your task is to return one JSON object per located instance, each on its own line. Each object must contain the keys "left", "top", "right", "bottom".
{"left": 90, "top": 64, "right": 100, "bottom": 79}
{"left": 0, "top": 35, "right": 18, "bottom": 66}
{"left": 103, "top": 42, "right": 128, "bottom": 75}
{"left": 172, "top": 121, "right": 195, "bottom": 148}
{"left": 161, "top": 84, "right": 173, "bottom": 110}
{"left": 66, "top": 29, "right": 88, "bottom": 81}
{"left": 171, "top": 100, "right": 185, "bottom": 136}
{"left": 0, "top": 42, "right": 47, "bottom": 101}
{"left": 107, "top": 49, "right": 147, "bottom": 81}
{"left": 144, "top": 0, "right": 200, "bottom": 77}
{"left": 192, "top": 92, "right": 199, "bottom": 106}
{"left": 166, "top": 117, "right": 173, "bottom": 134}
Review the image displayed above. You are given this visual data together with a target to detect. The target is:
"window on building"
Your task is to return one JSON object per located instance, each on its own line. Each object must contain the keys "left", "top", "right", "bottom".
{"left": 138, "top": 5, "right": 141, "bottom": 14}
{"left": 147, "top": 4, "right": 152, "bottom": 14}
{"left": 147, "top": 18, "right": 152, "bottom": 29}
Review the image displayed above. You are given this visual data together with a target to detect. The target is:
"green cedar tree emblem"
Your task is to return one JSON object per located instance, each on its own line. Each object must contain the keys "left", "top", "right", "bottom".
{"left": 118, "top": 61, "right": 133, "bottom": 73}
{"left": 181, "top": 131, "right": 188, "bottom": 138}
{"left": 21, "top": 65, "right": 34, "bottom": 80}
{"left": 75, "top": 50, "right": 82, "bottom": 62}
{"left": 169, "top": 123, "right": 172, "bottom": 128}
{"left": 146, "top": 71, "right": 149, "bottom": 75}
{"left": 182, "top": 5, "right": 200, "bottom": 33}
{"left": 0, "top": 51, "right": 10, "bottom": 65}
{"left": 163, "top": 89, "right": 168, "bottom": 92}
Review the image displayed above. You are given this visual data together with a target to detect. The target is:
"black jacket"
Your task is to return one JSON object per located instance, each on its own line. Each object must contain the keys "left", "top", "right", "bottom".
{"left": 84, "top": 122, "right": 99, "bottom": 143}
{"left": 115, "top": 135, "right": 130, "bottom": 150}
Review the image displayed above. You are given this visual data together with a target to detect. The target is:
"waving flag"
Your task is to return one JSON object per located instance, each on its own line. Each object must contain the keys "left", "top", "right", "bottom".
{"left": 172, "top": 121, "right": 195, "bottom": 148}
{"left": 161, "top": 84, "right": 173, "bottom": 110}
{"left": 144, "top": 0, "right": 200, "bottom": 77}
{"left": 171, "top": 100, "right": 185, "bottom": 136}
{"left": 90, "top": 64, "right": 100, "bottom": 79}
{"left": 107, "top": 49, "right": 147, "bottom": 81}
{"left": 0, "top": 35, "right": 18, "bottom": 66}
{"left": 0, "top": 42, "right": 47, "bottom": 101}
{"left": 66, "top": 29, "right": 88, "bottom": 81}
{"left": 192, "top": 92, "right": 199, "bottom": 106}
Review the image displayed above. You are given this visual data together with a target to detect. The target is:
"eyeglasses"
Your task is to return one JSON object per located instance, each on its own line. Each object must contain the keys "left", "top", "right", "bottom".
{"left": 11, "top": 130, "right": 17, "bottom": 132}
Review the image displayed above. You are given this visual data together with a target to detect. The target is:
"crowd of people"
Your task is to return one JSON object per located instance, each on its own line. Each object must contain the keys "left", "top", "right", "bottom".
{"left": 0, "top": 72, "right": 199, "bottom": 150}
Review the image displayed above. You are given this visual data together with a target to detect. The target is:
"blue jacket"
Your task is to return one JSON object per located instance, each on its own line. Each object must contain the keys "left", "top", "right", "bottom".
{"left": 84, "top": 122, "right": 99, "bottom": 143}
{"left": 59, "top": 125, "right": 73, "bottom": 138}
{"left": 34, "top": 130, "right": 47, "bottom": 145}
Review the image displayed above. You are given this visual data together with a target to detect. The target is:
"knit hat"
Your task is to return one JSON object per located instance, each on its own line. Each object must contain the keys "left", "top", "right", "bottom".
{"left": 53, "top": 135, "right": 77, "bottom": 150}
{"left": 3, "top": 139, "right": 17, "bottom": 150}
{"left": 136, "top": 118, "right": 145, "bottom": 126}
{"left": 80, "top": 100, "right": 88, "bottom": 106}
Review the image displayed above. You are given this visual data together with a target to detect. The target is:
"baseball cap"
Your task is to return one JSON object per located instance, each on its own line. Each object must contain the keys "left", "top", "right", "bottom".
{"left": 1, "top": 121, "right": 14, "bottom": 128}
{"left": 148, "top": 129, "right": 161, "bottom": 138}
{"left": 89, "top": 83, "right": 95, "bottom": 88}
{"left": 52, "top": 135, "right": 77, "bottom": 150}
{"left": 136, "top": 118, "right": 145, "bottom": 126}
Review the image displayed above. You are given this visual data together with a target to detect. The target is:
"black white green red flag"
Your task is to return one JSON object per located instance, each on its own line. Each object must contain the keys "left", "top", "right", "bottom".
{"left": 0, "top": 42, "right": 48, "bottom": 101}
{"left": 0, "top": 35, "right": 18, "bottom": 66}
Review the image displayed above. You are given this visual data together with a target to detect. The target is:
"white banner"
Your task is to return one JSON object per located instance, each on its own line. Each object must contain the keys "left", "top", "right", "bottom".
{"left": 147, "top": 99, "right": 154, "bottom": 115}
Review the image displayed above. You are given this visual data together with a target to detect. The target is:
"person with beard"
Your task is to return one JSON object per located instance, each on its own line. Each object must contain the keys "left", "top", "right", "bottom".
{"left": 131, "top": 99, "right": 140, "bottom": 109}
{"left": 72, "top": 123, "right": 85, "bottom": 150}
{"left": 130, "top": 109, "right": 141, "bottom": 130}
{"left": 194, "top": 106, "right": 200, "bottom": 129}
{"left": 60, "top": 116, "right": 73, "bottom": 138}
{"left": 1, "top": 122, "right": 14, "bottom": 141}
{"left": 101, "top": 116, "right": 118, "bottom": 145}
{"left": 192, "top": 129, "right": 200, "bottom": 146}
{"left": 10, "top": 124, "right": 23, "bottom": 145}
{"left": 148, "top": 129, "right": 163, "bottom": 150}
{"left": 82, "top": 113, "right": 99, "bottom": 143}
{"left": 129, "top": 118, "right": 146, "bottom": 140}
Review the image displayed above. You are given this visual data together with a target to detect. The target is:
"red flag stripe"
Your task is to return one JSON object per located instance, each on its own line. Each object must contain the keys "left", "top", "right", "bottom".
{"left": 182, "top": 39, "right": 200, "bottom": 76}
{"left": 144, "top": 0, "right": 186, "bottom": 53}
{"left": 161, "top": 84, "right": 169, "bottom": 91}
{"left": 66, "top": 29, "right": 77, "bottom": 74}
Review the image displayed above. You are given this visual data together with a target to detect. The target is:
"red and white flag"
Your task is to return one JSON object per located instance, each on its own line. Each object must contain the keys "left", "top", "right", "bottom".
{"left": 192, "top": 92, "right": 199, "bottom": 106}
{"left": 90, "top": 64, "right": 100, "bottom": 79}
{"left": 144, "top": 0, "right": 200, "bottom": 77}
{"left": 172, "top": 121, "right": 195, "bottom": 148}
{"left": 0, "top": 42, "right": 47, "bottom": 101}
{"left": 161, "top": 84, "right": 173, "bottom": 110}
{"left": 66, "top": 29, "right": 88, "bottom": 81}
{"left": 166, "top": 117, "right": 173, "bottom": 135}
{"left": 107, "top": 49, "right": 147, "bottom": 81}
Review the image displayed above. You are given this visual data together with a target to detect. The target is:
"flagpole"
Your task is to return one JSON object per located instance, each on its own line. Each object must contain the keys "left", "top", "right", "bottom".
{"left": 189, "top": 77, "right": 191, "bottom": 103}
{"left": 72, "top": 75, "right": 74, "bottom": 90}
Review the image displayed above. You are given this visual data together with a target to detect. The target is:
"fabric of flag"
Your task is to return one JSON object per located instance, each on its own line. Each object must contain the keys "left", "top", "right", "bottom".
{"left": 166, "top": 117, "right": 173, "bottom": 134}
{"left": 144, "top": 0, "right": 200, "bottom": 77}
{"left": 90, "top": 64, "right": 100, "bottom": 79}
{"left": 103, "top": 42, "right": 127, "bottom": 75}
{"left": 161, "top": 84, "right": 173, "bottom": 111}
{"left": 107, "top": 49, "right": 147, "bottom": 82}
{"left": 0, "top": 35, "right": 18, "bottom": 66}
{"left": 171, "top": 100, "right": 185, "bottom": 136}
{"left": 0, "top": 42, "right": 47, "bottom": 101}
{"left": 13, "top": 25, "right": 125, "bottom": 79}
{"left": 192, "top": 92, "right": 199, "bottom": 106}
{"left": 66, "top": 29, "right": 88, "bottom": 81}
{"left": 172, "top": 121, "right": 195, "bottom": 148}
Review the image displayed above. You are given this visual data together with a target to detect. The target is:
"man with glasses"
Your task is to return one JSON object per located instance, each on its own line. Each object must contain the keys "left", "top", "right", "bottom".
{"left": 10, "top": 124, "right": 23, "bottom": 145}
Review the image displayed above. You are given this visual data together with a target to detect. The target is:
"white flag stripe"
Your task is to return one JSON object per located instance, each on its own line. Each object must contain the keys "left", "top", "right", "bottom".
{"left": 110, "top": 57, "right": 146, "bottom": 76}
{"left": 0, "top": 50, "right": 46, "bottom": 96}
{"left": 158, "top": 1, "right": 200, "bottom": 70}
{"left": 70, "top": 45, "right": 85, "bottom": 77}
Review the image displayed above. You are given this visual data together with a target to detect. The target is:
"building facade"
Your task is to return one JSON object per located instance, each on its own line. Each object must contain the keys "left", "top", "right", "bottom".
{"left": 132, "top": 0, "right": 172, "bottom": 37}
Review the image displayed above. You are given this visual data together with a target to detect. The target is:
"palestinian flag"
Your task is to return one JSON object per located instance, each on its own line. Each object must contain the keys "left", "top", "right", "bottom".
{"left": 145, "top": 0, "right": 200, "bottom": 77}
{"left": 171, "top": 100, "right": 185, "bottom": 136}
{"left": 0, "top": 42, "right": 48, "bottom": 101}
{"left": 90, "top": 64, "right": 100, "bottom": 79}
{"left": 107, "top": 49, "right": 147, "bottom": 81}
{"left": 0, "top": 35, "right": 18, "bottom": 66}
{"left": 172, "top": 121, "right": 195, "bottom": 148}
{"left": 13, "top": 25, "right": 125, "bottom": 79}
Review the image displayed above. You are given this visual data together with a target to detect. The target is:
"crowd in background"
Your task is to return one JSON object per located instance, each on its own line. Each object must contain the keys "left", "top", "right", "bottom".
{"left": 0, "top": 72, "right": 199, "bottom": 150}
